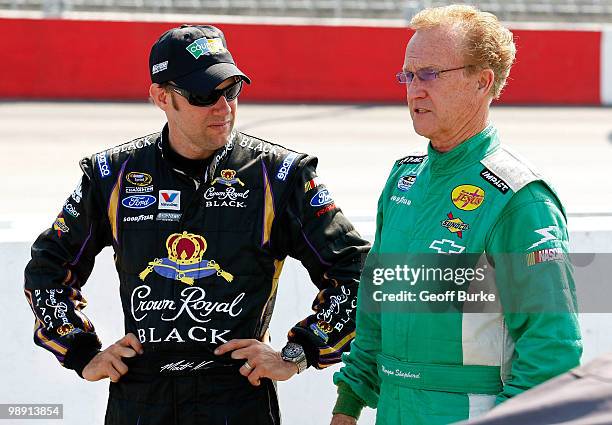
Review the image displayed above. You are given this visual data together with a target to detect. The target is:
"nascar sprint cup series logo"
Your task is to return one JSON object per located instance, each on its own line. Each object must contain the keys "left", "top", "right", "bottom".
{"left": 125, "top": 172, "right": 154, "bottom": 194}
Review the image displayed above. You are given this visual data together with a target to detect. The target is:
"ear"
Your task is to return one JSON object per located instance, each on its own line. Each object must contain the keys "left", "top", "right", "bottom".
{"left": 149, "top": 83, "right": 171, "bottom": 111}
{"left": 477, "top": 68, "right": 495, "bottom": 95}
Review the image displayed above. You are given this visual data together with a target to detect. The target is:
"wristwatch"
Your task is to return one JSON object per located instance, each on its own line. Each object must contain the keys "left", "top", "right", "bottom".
{"left": 281, "top": 342, "right": 308, "bottom": 374}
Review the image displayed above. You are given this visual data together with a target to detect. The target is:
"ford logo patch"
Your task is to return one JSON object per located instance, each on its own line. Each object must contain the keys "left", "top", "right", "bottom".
{"left": 310, "top": 189, "right": 333, "bottom": 207}
{"left": 121, "top": 195, "right": 156, "bottom": 209}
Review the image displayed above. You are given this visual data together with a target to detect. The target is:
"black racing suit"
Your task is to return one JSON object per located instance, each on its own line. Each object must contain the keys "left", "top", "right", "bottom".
{"left": 24, "top": 125, "right": 369, "bottom": 425}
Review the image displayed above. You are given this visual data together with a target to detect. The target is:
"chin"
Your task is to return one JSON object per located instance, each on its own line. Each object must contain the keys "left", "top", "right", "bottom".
{"left": 209, "top": 136, "right": 230, "bottom": 150}
{"left": 412, "top": 122, "right": 432, "bottom": 140}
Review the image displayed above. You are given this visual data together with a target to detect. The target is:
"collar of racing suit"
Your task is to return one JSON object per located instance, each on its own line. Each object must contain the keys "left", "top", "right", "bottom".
{"left": 160, "top": 124, "right": 211, "bottom": 179}
{"left": 426, "top": 124, "right": 499, "bottom": 175}
{"left": 159, "top": 123, "right": 237, "bottom": 184}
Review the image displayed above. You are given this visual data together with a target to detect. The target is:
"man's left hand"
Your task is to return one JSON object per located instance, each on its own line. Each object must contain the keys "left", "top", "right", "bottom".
{"left": 215, "top": 339, "right": 298, "bottom": 386}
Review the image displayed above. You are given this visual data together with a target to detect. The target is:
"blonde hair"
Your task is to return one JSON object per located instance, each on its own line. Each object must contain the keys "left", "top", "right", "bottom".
{"left": 410, "top": 4, "right": 516, "bottom": 99}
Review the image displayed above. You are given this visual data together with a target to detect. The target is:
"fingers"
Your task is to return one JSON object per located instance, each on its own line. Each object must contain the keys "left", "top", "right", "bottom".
{"left": 229, "top": 347, "right": 252, "bottom": 361}
{"left": 83, "top": 334, "right": 143, "bottom": 383}
{"left": 106, "top": 362, "right": 122, "bottom": 383}
{"left": 214, "top": 339, "right": 258, "bottom": 355}
{"left": 118, "top": 333, "right": 144, "bottom": 354}
{"left": 112, "top": 345, "right": 138, "bottom": 359}
{"left": 247, "top": 366, "right": 262, "bottom": 387}
{"left": 239, "top": 359, "right": 255, "bottom": 377}
{"left": 84, "top": 351, "right": 129, "bottom": 383}
{"left": 237, "top": 356, "right": 264, "bottom": 386}
{"left": 110, "top": 356, "right": 129, "bottom": 377}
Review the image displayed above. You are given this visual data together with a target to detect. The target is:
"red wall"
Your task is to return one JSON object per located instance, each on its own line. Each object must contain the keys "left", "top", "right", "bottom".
{"left": 0, "top": 18, "right": 601, "bottom": 104}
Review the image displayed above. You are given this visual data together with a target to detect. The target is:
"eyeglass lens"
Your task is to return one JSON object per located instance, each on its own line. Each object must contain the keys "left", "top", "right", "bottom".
{"left": 396, "top": 70, "right": 439, "bottom": 84}
{"left": 190, "top": 81, "right": 243, "bottom": 106}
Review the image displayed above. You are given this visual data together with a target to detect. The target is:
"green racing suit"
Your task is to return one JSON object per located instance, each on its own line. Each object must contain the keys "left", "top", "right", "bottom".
{"left": 333, "top": 124, "right": 582, "bottom": 424}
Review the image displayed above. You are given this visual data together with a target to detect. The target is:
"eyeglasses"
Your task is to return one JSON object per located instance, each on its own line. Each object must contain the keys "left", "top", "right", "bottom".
{"left": 396, "top": 66, "right": 468, "bottom": 84}
{"left": 167, "top": 79, "right": 243, "bottom": 107}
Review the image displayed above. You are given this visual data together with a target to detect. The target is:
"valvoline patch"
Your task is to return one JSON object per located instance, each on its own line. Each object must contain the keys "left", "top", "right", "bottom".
{"left": 310, "top": 188, "right": 333, "bottom": 207}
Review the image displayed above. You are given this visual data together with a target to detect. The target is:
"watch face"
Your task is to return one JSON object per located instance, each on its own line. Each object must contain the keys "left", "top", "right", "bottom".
{"left": 283, "top": 343, "right": 303, "bottom": 359}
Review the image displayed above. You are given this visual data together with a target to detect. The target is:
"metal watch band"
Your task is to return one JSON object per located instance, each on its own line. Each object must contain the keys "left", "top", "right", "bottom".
{"left": 282, "top": 342, "right": 307, "bottom": 374}
{"left": 295, "top": 356, "right": 307, "bottom": 374}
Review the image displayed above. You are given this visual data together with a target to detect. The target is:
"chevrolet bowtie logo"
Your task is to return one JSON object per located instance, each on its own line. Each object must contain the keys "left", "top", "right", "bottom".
{"left": 429, "top": 239, "right": 466, "bottom": 254}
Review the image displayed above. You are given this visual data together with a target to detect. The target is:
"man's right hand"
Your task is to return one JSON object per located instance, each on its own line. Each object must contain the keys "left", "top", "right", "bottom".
{"left": 330, "top": 414, "right": 357, "bottom": 425}
{"left": 82, "top": 333, "right": 143, "bottom": 382}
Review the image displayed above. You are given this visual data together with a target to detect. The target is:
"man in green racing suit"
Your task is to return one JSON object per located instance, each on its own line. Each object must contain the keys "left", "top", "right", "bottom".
{"left": 330, "top": 5, "right": 582, "bottom": 425}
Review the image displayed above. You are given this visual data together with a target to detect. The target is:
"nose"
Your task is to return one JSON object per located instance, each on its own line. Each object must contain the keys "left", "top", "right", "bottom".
{"left": 210, "top": 94, "right": 232, "bottom": 113}
{"left": 406, "top": 78, "right": 427, "bottom": 103}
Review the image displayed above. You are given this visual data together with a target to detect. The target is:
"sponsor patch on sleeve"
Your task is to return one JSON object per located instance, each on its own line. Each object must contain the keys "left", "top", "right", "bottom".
{"left": 315, "top": 203, "right": 336, "bottom": 217}
{"left": 526, "top": 247, "right": 565, "bottom": 266}
{"left": 398, "top": 155, "right": 426, "bottom": 165}
{"left": 304, "top": 177, "right": 320, "bottom": 192}
{"left": 71, "top": 180, "right": 83, "bottom": 203}
{"left": 53, "top": 216, "right": 69, "bottom": 237}
{"left": 310, "top": 188, "right": 333, "bottom": 208}
{"left": 96, "top": 152, "right": 111, "bottom": 179}
{"left": 480, "top": 167, "right": 509, "bottom": 194}
{"left": 276, "top": 152, "right": 299, "bottom": 181}
{"left": 63, "top": 200, "right": 80, "bottom": 218}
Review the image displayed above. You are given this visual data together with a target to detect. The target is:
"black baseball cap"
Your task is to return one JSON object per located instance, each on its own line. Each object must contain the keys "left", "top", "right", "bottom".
{"left": 149, "top": 24, "right": 251, "bottom": 95}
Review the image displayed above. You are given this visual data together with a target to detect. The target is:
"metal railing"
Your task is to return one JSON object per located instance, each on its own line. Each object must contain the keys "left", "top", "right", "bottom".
{"left": 2, "top": 0, "right": 612, "bottom": 21}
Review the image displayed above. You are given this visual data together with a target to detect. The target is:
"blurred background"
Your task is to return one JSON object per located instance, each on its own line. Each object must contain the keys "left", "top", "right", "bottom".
{"left": 3, "top": 0, "right": 612, "bottom": 21}
{"left": 1, "top": 1, "right": 611, "bottom": 424}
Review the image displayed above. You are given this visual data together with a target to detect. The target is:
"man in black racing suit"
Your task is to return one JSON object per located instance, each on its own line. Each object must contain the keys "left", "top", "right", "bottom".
{"left": 24, "top": 24, "right": 369, "bottom": 425}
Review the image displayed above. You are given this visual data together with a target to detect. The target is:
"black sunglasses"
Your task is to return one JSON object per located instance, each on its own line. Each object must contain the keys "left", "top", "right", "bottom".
{"left": 167, "top": 79, "right": 243, "bottom": 107}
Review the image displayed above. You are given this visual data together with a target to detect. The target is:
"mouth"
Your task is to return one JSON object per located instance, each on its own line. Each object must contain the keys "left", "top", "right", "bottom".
{"left": 413, "top": 108, "right": 431, "bottom": 115}
{"left": 208, "top": 120, "right": 231, "bottom": 128}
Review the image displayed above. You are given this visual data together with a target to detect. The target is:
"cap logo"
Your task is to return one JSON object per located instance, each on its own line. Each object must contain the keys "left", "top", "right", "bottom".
{"left": 186, "top": 37, "right": 226, "bottom": 59}
{"left": 152, "top": 61, "right": 168, "bottom": 74}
